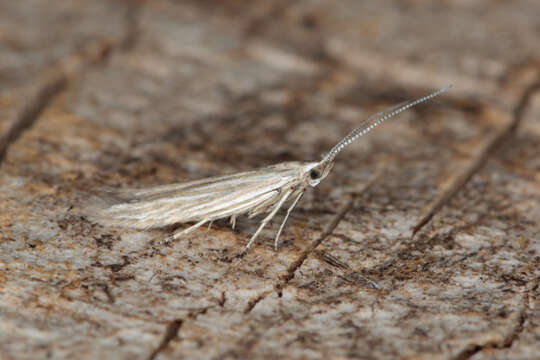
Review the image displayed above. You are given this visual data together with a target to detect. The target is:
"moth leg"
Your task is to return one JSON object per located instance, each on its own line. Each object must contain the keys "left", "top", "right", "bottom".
{"left": 243, "top": 189, "right": 293, "bottom": 252}
{"left": 274, "top": 190, "right": 304, "bottom": 251}
{"left": 230, "top": 215, "right": 236, "bottom": 230}
{"left": 206, "top": 220, "right": 214, "bottom": 232}
{"left": 173, "top": 218, "right": 209, "bottom": 239}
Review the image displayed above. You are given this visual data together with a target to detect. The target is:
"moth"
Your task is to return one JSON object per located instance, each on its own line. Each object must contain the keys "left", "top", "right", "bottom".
{"left": 89, "top": 86, "right": 451, "bottom": 252}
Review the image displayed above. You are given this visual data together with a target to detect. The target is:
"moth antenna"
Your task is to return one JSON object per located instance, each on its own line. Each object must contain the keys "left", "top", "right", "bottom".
{"left": 321, "top": 85, "right": 452, "bottom": 164}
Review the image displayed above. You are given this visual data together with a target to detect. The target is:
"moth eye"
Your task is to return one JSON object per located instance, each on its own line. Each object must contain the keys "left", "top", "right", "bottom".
{"left": 310, "top": 169, "right": 320, "bottom": 180}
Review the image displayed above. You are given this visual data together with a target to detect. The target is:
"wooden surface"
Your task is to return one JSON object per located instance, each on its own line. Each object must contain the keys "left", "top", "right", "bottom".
{"left": 1, "top": 1, "right": 539, "bottom": 359}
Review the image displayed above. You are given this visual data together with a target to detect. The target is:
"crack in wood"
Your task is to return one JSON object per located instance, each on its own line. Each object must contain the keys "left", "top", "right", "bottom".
{"left": 97, "top": 282, "right": 115, "bottom": 304}
{"left": 0, "top": 3, "right": 140, "bottom": 164}
{"left": 412, "top": 80, "right": 540, "bottom": 236}
{"left": 244, "top": 290, "right": 272, "bottom": 314}
{"left": 218, "top": 291, "right": 227, "bottom": 307}
{"left": 274, "top": 195, "right": 354, "bottom": 296}
{"left": 146, "top": 306, "right": 212, "bottom": 360}
{"left": 0, "top": 73, "right": 67, "bottom": 162}
{"left": 147, "top": 319, "right": 183, "bottom": 360}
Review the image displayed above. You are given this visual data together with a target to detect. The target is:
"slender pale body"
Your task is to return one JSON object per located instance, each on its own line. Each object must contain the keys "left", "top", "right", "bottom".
{"left": 90, "top": 86, "right": 451, "bottom": 251}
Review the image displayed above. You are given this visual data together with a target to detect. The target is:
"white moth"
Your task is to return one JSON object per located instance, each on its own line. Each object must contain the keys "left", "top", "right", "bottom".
{"left": 89, "top": 86, "right": 451, "bottom": 252}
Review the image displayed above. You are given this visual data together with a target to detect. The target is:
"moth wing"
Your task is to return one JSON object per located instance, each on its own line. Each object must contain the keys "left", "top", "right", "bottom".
{"left": 87, "top": 163, "right": 306, "bottom": 230}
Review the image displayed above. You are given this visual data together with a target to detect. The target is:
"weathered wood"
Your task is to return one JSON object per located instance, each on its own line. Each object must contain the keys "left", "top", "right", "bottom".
{"left": 1, "top": 1, "right": 539, "bottom": 359}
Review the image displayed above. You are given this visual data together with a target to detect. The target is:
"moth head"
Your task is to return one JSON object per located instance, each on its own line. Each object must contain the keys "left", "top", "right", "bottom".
{"left": 305, "top": 162, "right": 334, "bottom": 187}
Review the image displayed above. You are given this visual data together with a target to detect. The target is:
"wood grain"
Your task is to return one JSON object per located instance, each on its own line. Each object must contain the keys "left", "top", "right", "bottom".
{"left": 1, "top": 1, "right": 539, "bottom": 359}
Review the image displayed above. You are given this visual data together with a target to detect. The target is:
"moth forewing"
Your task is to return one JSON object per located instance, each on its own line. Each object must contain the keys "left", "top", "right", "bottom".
{"left": 87, "top": 86, "right": 451, "bottom": 252}
{"left": 90, "top": 162, "right": 313, "bottom": 234}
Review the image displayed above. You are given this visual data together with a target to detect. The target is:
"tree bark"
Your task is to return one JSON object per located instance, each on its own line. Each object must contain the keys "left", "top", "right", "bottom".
{"left": 1, "top": 1, "right": 539, "bottom": 359}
